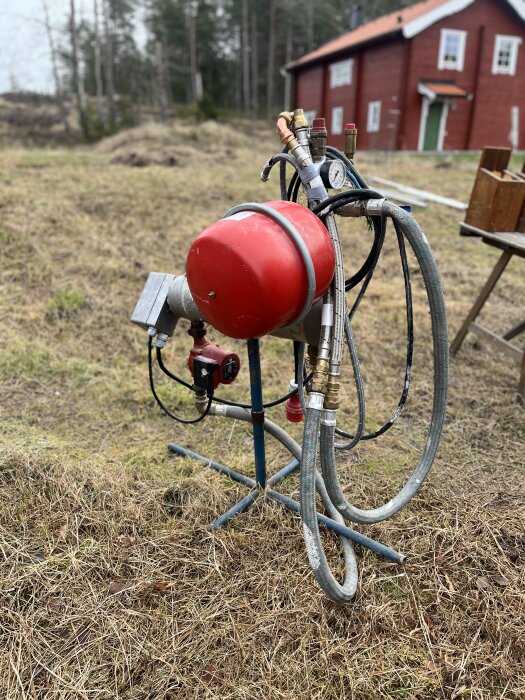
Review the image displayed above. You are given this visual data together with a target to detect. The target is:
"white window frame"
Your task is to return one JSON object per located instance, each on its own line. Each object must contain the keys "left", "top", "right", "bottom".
{"left": 331, "top": 106, "right": 344, "bottom": 135}
{"left": 367, "top": 100, "right": 381, "bottom": 133}
{"left": 329, "top": 59, "right": 353, "bottom": 88}
{"left": 492, "top": 34, "right": 522, "bottom": 75}
{"left": 303, "top": 110, "right": 317, "bottom": 124}
{"left": 437, "top": 28, "right": 467, "bottom": 71}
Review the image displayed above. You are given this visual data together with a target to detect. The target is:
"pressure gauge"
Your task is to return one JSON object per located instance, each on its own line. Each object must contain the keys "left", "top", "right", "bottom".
{"left": 321, "top": 159, "right": 346, "bottom": 190}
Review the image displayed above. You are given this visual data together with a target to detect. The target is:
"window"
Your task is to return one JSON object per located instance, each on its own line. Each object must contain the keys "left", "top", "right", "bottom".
{"left": 367, "top": 101, "right": 381, "bottom": 133}
{"left": 331, "top": 106, "right": 344, "bottom": 134}
{"left": 492, "top": 35, "right": 522, "bottom": 75}
{"left": 329, "top": 59, "right": 353, "bottom": 88}
{"left": 304, "top": 110, "right": 317, "bottom": 124}
{"left": 438, "top": 29, "right": 466, "bottom": 71}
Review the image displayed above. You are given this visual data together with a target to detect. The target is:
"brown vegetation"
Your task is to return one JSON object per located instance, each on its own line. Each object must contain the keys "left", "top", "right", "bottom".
{"left": 0, "top": 126, "right": 524, "bottom": 698}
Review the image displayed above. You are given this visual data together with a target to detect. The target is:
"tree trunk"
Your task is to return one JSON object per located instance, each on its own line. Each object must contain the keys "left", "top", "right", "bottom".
{"left": 155, "top": 40, "right": 168, "bottom": 121}
{"left": 241, "top": 0, "right": 250, "bottom": 114}
{"left": 102, "top": 0, "right": 116, "bottom": 124}
{"left": 93, "top": 0, "right": 105, "bottom": 124}
{"left": 266, "top": 0, "right": 276, "bottom": 121}
{"left": 284, "top": 19, "right": 292, "bottom": 111}
{"left": 250, "top": 3, "right": 258, "bottom": 113}
{"left": 42, "top": 0, "right": 70, "bottom": 134}
{"left": 70, "top": 0, "right": 90, "bottom": 139}
{"left": 188, "top": 7, "right": 198, "bottom": 104}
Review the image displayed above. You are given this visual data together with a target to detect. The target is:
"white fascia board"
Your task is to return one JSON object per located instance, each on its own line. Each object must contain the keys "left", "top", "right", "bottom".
{"left": 404, "top": 0, "right": 525, "bottom": 38}
{"left": 418, "top": 82, "right": 437, "bottom": 99}
{"left": 403, "top": 0, "right": 474, "bottom": 38}
{"left": 507, "top": 0, "right": 525, "bottom": 20}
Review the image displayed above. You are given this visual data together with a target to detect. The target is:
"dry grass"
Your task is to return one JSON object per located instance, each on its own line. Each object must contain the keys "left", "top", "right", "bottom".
{"left": 0, "top": 126, "right": 524, "bottom": 699}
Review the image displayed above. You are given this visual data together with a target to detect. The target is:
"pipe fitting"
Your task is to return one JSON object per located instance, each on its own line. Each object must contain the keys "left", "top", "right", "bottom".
{"left": 310, "top": 356, "right": 329, "bottom": 394}
{"left": 194, "top": 388, "right": 208, "bottom": 414}
{"left": 324, "top": 375, "right": 340, "bottom": 410}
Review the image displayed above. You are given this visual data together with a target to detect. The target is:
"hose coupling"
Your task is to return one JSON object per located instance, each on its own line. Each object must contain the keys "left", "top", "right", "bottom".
{"left": 310, "top": 356, "right": 329, "bottom": 394}
{"left": 324, "top": 375, "right": 340, "bottom": 410}
{"left": 321, "top": 409, "right": 337, "bottom": 427}
{"left": 307, "top": 391, "right": 325, "bottom": 411}
{"left": 335, "top": 198, "right": 386, "bottom": 218}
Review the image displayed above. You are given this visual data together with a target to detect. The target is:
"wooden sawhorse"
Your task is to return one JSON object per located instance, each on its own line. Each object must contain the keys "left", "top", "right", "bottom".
{"left": 451, "top": 223, "right": 525, "bottom": 403}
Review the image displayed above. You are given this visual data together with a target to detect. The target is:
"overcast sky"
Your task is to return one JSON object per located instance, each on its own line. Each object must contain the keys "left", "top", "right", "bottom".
{"left": 0, "top": 0, "right": 146, "bottom": 94}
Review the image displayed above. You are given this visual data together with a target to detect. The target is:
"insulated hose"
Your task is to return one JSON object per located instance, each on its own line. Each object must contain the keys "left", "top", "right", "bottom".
{"left": 319, "top": 202, "right": 448, "bottom": 524}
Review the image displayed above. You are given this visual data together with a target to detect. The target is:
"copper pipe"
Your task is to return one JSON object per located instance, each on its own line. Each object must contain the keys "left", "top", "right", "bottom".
{"left": 276, "top": 116, "right": 295, "bottom": 146}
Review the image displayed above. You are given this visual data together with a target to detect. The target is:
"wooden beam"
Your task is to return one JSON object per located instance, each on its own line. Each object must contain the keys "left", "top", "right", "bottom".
{"left": 369, "top": 176, "right": 467, "bottom": 210}
{"left": 469, "top": 322, "right": 523, "bottom": 363}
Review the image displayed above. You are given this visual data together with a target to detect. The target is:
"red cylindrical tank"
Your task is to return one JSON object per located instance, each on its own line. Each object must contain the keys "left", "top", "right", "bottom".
{"left": 186, "top": 201, "right": 335, "bottom": 339}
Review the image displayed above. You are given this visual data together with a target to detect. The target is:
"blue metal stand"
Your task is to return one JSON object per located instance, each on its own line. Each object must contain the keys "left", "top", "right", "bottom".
{"left": 168, "top": 338, "right": 405, "bottom": 566}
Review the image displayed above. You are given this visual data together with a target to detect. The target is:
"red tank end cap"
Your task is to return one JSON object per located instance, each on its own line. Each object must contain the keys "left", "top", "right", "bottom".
{"left": 312, "top": 117, "right": 326, "bottom": 130}
{"left": 186, "top": 201, "right": 335, "bottom": 340}
{"left": 345, "top": 123, "right": 356, "bottom": 130}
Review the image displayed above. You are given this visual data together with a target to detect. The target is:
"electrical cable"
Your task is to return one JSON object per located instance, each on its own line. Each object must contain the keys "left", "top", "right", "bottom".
{"left": 148, "top": 335, "right": 212, "bottom": 424}
{"left": 156, "top": 345, "right": 312, "bottom": 410}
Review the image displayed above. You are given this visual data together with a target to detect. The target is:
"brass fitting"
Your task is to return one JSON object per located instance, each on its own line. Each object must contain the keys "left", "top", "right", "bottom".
{"left": 344, "top": 123, "right": 358, "bottom": 161}
{"left": 293, "top": 108, "right": 309, "bottom": 131}
{"left": 310, "top": 117, "right": 327, "bottom": 162}
{"left": 324, "top": 375, "right": 340, "bottom": 410}
{"left": 194, "top": 387, "right": 208, "bottom": 415}
{"left": 310, "top": 357, "right": 329, "bottom": 394}
{"left": 307, "top": 345, "right": 318, "bottom": 373}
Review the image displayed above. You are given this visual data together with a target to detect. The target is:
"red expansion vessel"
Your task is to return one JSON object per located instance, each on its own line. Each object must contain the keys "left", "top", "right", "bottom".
{"left": 186, "top": 201, "right": 335, "bottom": 339}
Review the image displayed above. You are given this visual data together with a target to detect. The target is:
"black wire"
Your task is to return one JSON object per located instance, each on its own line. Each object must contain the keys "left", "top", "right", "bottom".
{"left": 335, "top": 215, "right": 414, "bottom": 442}
{"left": 156, "top": 345, "right": 312, "bottom": 410}
{"left": 148, "top": 336, "right": 211, "bottom": 424}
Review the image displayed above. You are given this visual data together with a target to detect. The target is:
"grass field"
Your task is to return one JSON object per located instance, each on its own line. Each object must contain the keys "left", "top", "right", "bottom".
{"left": 1, "top": 123, "right": 524, "bottom": 699}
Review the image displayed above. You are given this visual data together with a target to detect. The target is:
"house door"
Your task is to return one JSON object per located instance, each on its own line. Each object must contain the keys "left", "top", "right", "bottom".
{"left": 423, "top": 102, "right": 444, "bottom": 150}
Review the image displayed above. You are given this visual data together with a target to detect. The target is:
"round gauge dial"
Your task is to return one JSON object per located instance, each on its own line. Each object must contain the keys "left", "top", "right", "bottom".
{"left": 328, "top": 159, "right": 346, "bottom": 189}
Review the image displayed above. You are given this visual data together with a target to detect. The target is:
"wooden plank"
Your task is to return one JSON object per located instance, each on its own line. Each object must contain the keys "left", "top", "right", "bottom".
{"left": 481, "top": 232, "right": 525, "bottom": 257}
{"left": 466, "top": 168, "right": 499, "bottom": 230}
{"left": 369, "top": 176, "right": 467, "bottom": 210}
{"left": 459, "top": 223, "right": 525, "bottom": 255}
{"left": 479, "top": 146, "right": 511, "bottom": 172}
{"left": 469, "top": 322, "right": 523, "bottom": 363}
{"left": 373, "top": 188, "right": 427, "bottom": 207}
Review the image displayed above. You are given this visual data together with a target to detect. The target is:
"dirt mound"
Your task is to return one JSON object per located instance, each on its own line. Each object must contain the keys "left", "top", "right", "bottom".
{"left": 98, "top": 119, "right": 275, "bottom": 166}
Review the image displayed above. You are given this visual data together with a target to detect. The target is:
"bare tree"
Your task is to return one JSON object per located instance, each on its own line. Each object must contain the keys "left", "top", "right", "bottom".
{"left": 250, "top": 4, "right": 259, "bottom": 113}
{"left": 93, "top": 0, "right": 105, "bottom": 124}
{"left": 102, "top": 0, "right": 116, "bottom": 124}
{"left": 266, "top": 0, "right": 277, "bottom": 120}
{"left": 70, "top": 0, "right": 90, "bottom": 138}
{"left": 241, "top": 0, "right": 250, "bottom": 114}
{"left": 42, "top": 0, "right": 70, "bottom": 134}
{"left": 155, "top": 40, "right": 168, "bottom": 121}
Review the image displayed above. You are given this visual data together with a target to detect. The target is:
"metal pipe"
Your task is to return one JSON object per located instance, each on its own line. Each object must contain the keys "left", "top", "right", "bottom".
{"left": 247, "top": 339, "right": 266, "bottom": 488}
{"left": 209, "top": 491, "right": 260, "bottom": 530}
{"left": 266, "top": 488, "right": 405, "bottom": 565}
{"left": 167, "top": 443, "right": 256, "bottom": 489}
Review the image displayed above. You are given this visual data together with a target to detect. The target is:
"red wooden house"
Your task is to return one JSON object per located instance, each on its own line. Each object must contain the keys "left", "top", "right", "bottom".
{"left": 284, "top": 0, "right": 525, "bottom": 151}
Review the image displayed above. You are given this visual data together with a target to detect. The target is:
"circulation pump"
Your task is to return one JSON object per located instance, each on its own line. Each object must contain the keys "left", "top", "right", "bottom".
{"left": 131, "top": 110, "right": 448, "bottom": 603}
